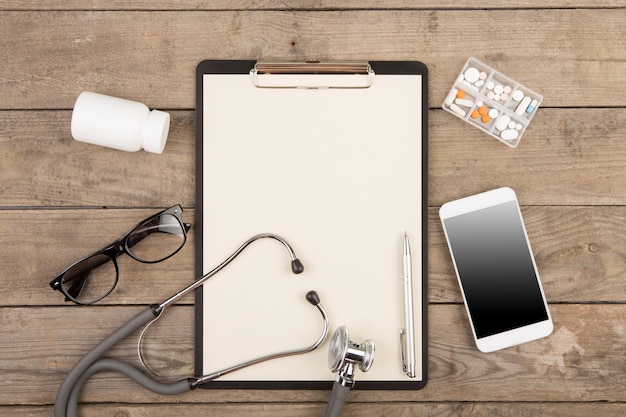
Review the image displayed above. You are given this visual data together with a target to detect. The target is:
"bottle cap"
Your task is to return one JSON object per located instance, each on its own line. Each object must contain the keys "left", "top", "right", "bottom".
{"left": 143, "top": 110, "right": 170, "bottom": 154}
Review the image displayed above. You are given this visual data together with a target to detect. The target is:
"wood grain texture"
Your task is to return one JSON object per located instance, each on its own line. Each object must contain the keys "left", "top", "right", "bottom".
{"left": 2, "top": 402, "right": 625, "bottom": 417}
{"left": 0, "top": 305, "right": 623, "bottom": 405}
{"left": 0, "top": 206, "right": 625, "bottom": 307}
{"left": 1, "top": 1, "right": 625, "bottom": 10}
{"left": 0, "top": 9, "right": 624, "bottom": 109}
{"left": 1, "top": 403, "right": 626, "bottom": 417}
{"left": 1, "top": 108, "right": 625, "bottom": 207}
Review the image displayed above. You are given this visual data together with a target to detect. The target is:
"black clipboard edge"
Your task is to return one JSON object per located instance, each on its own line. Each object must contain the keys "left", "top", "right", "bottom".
{"left": 194, "top": 60, "right": 428, "bottom": 391}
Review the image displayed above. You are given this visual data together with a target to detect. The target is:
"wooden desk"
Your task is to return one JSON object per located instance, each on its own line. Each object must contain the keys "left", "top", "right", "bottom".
{"left": 0, "top": 2, "right": 624, "bottom": 416}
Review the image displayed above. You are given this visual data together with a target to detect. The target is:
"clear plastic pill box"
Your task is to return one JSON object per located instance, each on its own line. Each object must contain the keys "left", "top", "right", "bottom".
{"left": 442, "top": 57, "right": 543, "bottom": 148}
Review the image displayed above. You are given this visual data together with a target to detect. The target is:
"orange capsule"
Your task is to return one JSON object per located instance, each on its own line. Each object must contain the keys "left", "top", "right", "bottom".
{"left": 456, "top": 90, "right": 466, "bottom": 99}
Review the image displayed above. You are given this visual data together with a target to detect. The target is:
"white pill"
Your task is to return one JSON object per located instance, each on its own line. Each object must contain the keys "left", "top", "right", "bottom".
{"left": 515, "top": 96, "right": 532, "bottom": 115}
{"left": 501, "top": 129, "right": 519, "bottom": 141}
{"left": 479, "top": 71, "right": 487, "bottom": 80}
{"left": 516, "top": 123, "right": 523, "bottom": 130}
{"left": 464, "top": 67, "right": 480, "bottom": 83}
{"left": 487, "top": 81, "right": 495, "bottom": 90}
{"left": 508, "top": 121, "right": 517, "bottom": 129}
{"left": 500, "top": 93, "right": 509, "bottom": 101}
{"left": 504, "top": 85, "right": 512, "bottom": 94}
{"left": 444, "top": 88, "right": 458, "bottom": 106}
{"left": 512, "top": 90, "right": 524, "bottom": 101}
{"left": 449, "top": 103, "right": 467, "bottom": 117}
{"left": 476, "top": 100, "right": 484, "bottom": 107}
{"left": 494, "top": 94, "right": 501, "bottom": 101}
{"left": 496, "top": 114, "right": 511, "bottom": 131}
{"left": 489, "top": 108, "right": 499, "bottom": 118}
{"left": 494, "top": 84, "right": 504, "bottom": 95}
{"left": 475, "top": 80, "right": 485, "bottom": 87}
{"left": 455, "top": 98, "right": 474, "bottom": 107}
{"left": 487, "top": 91, "right": 495, "bottom": 99}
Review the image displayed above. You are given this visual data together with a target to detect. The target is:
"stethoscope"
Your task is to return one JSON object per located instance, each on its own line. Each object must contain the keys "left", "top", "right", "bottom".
{"left": 54, "top": 233, "right": 373, "bottom": 417}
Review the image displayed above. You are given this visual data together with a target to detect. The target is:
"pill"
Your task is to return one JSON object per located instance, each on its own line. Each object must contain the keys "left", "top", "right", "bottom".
{"left": 479, "top": 71, "right": 487, "bottom": 80}
{"left": 475, "top": 80, "right": 485, "bottom": 87}
{"left": 508, "top": 121, "right": 517, "bottom": 129}
{"left": 478, "top": 106, "right": 488, "bottom": 115}
{"left": 500, "top": 93, "right": 509, "bottom": 101}
{"left": 481, "top": 114, "right": 491, "bottom": 123}
{"left": 494, "top": 84, "right": 504, "bottom": 95}
{"left": 488, "top": 108, "right": 499, "bottom": 118}
{"left": 471, "top": 110, "right": 480, "bottom": 119}
{"left": 496, "top": 114, "right": 511, "bottom": 131}
{"left": 464, "top": 67, "right": 480, "bottom": 83}
{"left": 526, "top": 99, "right": 538, "bottom": 113}
{"left": 449, "top": 103, "right": 467, "bottom": 117}
{"left": 487, "top": 91, "right": 495, "bottom": 99}
{"left": 515, "top": 96, "right": 532, "bottom": 115}
{"left": 476, "top": 100, "right": 484, "bottom": 107}
{"left": 457, "top": 89, "right": 466, "bottom": 98}
{"left": 512, "top": 90, "right": 524, "bottom": 101}
{"left": 494, "top": 94, "right": 501, "bottom": 101}
{"left": 504, "top": 85, "right": 512, "bottom": 94}
{"left": 444, "top": 88, "right": 458, "bottom": 106}
{"left": 487, "top": 81, "right": 495, "bottom": 90}
{"left": 516, "top": 123, "right": 523, "bottom": 130}
{"left": 455, "top": 98, "right": 474, "bottom": 107}
{"left": 501, "top": 129, "right": 519, "bottom": 141}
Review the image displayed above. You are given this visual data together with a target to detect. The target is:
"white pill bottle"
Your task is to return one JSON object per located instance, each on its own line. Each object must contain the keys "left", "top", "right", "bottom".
{"left": 71, "top": 91, "right": 170, "bottom": 153}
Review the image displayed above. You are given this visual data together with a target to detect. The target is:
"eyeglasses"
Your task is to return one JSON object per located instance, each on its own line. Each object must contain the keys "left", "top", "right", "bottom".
{"left": 49, "top": 204, "right": 191, "bottom": 305}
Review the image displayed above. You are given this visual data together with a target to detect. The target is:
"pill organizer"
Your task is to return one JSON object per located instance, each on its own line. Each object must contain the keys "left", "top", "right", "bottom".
{"left": 442, "top": 57, "right": 543, "bottom": 148}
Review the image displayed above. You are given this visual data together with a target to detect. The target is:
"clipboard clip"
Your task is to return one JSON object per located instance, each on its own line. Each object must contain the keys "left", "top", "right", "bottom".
{"left": 251, "top": 61, "right": 374, "bottom": 89}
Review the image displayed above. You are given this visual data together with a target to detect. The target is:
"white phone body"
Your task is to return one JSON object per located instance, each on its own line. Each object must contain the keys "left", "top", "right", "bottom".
{"left": 439, "top": 187, "right": 553, "bottom": 352}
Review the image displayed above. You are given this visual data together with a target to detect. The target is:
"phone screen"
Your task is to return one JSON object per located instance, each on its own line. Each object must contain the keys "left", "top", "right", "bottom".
{"left": 442, "top": 200, "right": 549, "bottom": 338}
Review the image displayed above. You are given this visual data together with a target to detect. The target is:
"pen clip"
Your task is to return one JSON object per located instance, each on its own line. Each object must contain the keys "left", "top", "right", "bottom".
{"left": 400, "top": 328, "right": 408, "bottom": 373}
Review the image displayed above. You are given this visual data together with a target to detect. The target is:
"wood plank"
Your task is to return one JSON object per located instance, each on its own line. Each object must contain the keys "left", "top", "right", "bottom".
{"left": 2, "top": 107, "right": 626, "bottom": 208}
{"left": 1, "top": 207, "right": 625, "bottom": 307}
{"left": 0, "top": 110, "right": 195, "bottom": 207}
{"left": 0, "top": 304, "right": 623, "bottom": 405}
{"left": 1, "top": 1, "right": 624, "bottom": 10}
{"left": 0, "top": 206, "right": 626, "bottom": 306}
{"left": 2, "top": 402, "right": 626, "bottom": 417}
{"left": 0, "top": 10, "right": 624, "bottom": 109}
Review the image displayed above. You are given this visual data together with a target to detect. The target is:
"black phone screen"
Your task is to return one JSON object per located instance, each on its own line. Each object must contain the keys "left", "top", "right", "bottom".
{"left": 443, "top": 200, "right": 549, "bottom": 338}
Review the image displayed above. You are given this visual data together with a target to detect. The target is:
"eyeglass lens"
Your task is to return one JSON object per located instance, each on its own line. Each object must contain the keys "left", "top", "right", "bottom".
{"left": 61, "top": 253, "right": 117, "bottom": 305}
{"left": 126, "top": 213, "right": 186, "bottom": 262}
{"left": 59, "top": 211, "right": 186, "bottom": 304}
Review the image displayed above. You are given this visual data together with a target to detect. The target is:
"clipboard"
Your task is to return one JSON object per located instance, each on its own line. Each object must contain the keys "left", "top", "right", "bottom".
{"left": 194, "top": 60, "right": 428, "bottom": 390}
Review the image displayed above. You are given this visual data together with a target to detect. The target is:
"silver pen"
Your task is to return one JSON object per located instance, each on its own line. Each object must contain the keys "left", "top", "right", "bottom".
{"left": 400, "top": 231, "right": 416, "bottom": 378}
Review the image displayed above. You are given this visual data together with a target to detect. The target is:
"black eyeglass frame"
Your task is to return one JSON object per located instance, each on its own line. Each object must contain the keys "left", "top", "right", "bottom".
{"left": 49, "top": 204, "right": 192, "bottom": 305}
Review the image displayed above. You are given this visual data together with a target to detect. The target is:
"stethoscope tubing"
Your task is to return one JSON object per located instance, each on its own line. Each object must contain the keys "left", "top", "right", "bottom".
{"left": 54, "top": 233, "right": 326, "bottom": 417}
{"left": 54, "top": 305, "right": 163, "bottom": 417}
{"left": 66, "top": 358, "right": 193, "bottom": 416}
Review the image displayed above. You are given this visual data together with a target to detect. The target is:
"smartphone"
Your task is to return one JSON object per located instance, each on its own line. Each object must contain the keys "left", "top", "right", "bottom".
{"left": 439, "top": 187, "right": 553, "bottom": 352}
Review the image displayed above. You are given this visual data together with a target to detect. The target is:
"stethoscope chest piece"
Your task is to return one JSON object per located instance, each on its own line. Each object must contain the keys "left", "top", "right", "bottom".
{"left": 328, "top": 325, "right": 375, "bottom": 387}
